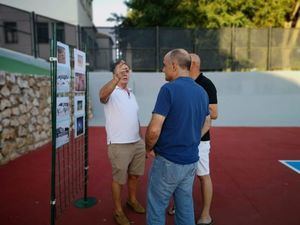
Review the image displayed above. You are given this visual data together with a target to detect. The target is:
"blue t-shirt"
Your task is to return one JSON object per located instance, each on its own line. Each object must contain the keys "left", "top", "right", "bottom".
{"left": 153, "top": 77, "right": 209, "bottom": 164}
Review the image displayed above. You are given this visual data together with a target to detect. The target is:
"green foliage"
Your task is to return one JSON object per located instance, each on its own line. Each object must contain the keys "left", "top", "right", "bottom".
{"left": 123, "top": 0, "right": 186, "bottom": 27}
{"left": 121, "top": 0, "right": 300, "bottom": 28}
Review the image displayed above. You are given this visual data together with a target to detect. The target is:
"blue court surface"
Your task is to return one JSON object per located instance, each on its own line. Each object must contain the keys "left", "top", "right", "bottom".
{"left": 279, "top": 160, "right": 300, "bottom": 174}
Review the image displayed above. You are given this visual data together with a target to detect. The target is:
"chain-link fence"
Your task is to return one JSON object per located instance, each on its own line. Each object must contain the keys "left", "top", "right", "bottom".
{"left": 107, "top": 27, "right": 300, "bottom": 71}
{"left": 1, "top": 4, "right": 300, "bottom": 72}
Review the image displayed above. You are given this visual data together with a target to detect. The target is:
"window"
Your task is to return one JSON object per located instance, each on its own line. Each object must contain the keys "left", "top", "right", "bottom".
{"left": 56, "top": 22, "right": 65, "bottom": 42}
{"left": 4, "top": 22, "right": 18, "bottom": 43}
{"left": 37, "top": 22, "right": 49, "bottom": 43}
{"left": 37, "top": 22, "right": 64, "bottom": 43}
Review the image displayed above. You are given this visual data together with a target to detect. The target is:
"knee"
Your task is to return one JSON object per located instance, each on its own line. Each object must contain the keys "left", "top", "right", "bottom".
{"left": 199, "top": 174, "right": 210, "bottom": 182}
{"left": 128, "top": 174, "right": 139, "bottom": 180}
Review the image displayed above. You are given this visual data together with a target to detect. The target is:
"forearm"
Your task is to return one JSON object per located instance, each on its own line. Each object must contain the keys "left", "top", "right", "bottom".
{"left": 99, "top": 77, "right": 119, "bottom": 103}
{"left": 201, "top": 115, "right": 211, "bottom": 137}
{"left": 209, "top": 104, "right": 218, "bottom": 120}
{"left": 145, "top": 114, "right": 165, "bottom": 152}
{"left": 145, "top": 129, "right": 160, "bottom": 152}
{"left": 138, "top": 121, "right": 143, "bottom": 139}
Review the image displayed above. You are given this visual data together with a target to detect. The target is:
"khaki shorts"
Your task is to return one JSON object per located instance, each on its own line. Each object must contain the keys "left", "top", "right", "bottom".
{"left": 107, "top": 139, "right": 146, "bottom": 185}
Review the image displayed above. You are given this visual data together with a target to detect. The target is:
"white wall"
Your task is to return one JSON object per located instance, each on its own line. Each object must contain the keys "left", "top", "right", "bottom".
{"left": 209, "top": 71, "right": 300, "bottom": 126}
{"left": 89, "top": 71, "right": 300, "bottom": 127}
{"left": 0, "top": 47, "right": 49, "bottom": 70}
{"left": 89, "top": 72, "right": 166, "bottom": 126}
{"left": 0, "top": 0, "right": 93, "bottom": 26}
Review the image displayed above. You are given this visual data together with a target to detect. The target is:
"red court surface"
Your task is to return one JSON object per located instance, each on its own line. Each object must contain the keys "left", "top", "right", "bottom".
{"left": 0, "top": 127, "right": 300, "bottom": 225}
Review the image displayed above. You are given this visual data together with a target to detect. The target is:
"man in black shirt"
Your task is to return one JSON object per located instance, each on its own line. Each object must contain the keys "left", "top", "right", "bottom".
{"left": 190, "top": 53, "right": 218, "bottom": 225}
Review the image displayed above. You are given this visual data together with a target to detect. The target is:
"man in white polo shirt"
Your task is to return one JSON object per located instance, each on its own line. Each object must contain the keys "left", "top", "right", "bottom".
{"left": 99, "top": 60, "right": 146, "bottom": 225}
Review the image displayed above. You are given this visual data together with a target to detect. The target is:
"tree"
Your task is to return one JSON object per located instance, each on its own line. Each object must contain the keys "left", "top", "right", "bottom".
{"left": 121, "top": 0, "right": 300, "bottom": 28}
{"left": 122, "top": 0, "right": 188, "bottom": 27}
{"left": 119, "top": 0, "right": 300, "bottom": 70}
{"left": 107, "top": 13, "right": 125, "bottom": 26}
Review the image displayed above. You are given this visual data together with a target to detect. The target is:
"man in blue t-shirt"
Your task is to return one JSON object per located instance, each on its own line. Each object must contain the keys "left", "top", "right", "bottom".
{"left": 145, "top": 49, "right": 211, "bottom": 225}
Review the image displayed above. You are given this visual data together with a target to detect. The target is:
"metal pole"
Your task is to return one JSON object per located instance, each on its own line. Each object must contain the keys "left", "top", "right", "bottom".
{"left": 230, "top": 26, "right": 235, "bottom": 71}
{"left": 156, "top": 26, "right": 160, "bottom": 72}
{"left": 116, "top": 26, "right": 120, "bottom": 60}
{"left": 31, "top": 11, "right": 38, "bottom": 58}
{"left": 192, "top": 28, "right": 196, "bottom": 55}
{"left": 267, "top": 27, "right": 272, "bottom": 70}
{"left": 247, "top": 28, "right": 251, "bottom": 65}
{"left": 84, "top": 46, "right": 89, "bottom": 202}
{"left": 74, "top": 46, "right": 97, "bottom": 208}
{"left": 77, "top": 25, "right": 81, "bottom": 49}
{"left": 50, "top": 22, "right": 57, "bottom": 225}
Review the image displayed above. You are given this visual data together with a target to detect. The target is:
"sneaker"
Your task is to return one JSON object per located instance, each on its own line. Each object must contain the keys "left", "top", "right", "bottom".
{"left": 167, "top": 206, "right": 175, "bottom": 215}
{"left": 113, "top": 212, "right": 130, "bottom": 225}
{"left": 126, "top": 200, "right": 145, "bottom": 214}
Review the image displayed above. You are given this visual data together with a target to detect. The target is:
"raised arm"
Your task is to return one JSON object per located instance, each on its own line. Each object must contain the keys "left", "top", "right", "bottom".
{"left": 99, "top": 60, "right": 125, "bottom": 104}
{"left": 99, "top": 76, "right": 120, "bottom": 104}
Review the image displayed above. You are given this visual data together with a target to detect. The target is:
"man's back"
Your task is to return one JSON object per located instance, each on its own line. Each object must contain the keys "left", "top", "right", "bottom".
{"left": 153, "top": 76, "right": 209, "bottom": 164}
{"left": 146, "top": 49, "right": 211, "bottom": 225}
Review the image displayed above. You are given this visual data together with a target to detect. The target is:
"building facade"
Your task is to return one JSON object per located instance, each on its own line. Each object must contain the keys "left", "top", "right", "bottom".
{"left": 0, "top": 0, "right": 100, "bottom": 69}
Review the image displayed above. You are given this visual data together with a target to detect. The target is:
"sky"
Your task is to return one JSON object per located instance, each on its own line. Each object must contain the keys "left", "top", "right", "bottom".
{"left": 93, "top": 0, "right": 128, "bottom": 27}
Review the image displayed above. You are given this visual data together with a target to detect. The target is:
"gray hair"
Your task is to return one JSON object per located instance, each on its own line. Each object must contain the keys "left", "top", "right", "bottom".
{"left": 169, "top": 49, "right": 191, "bottom": 70}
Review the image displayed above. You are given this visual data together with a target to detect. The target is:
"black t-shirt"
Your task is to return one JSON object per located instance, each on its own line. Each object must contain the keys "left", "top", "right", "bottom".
{"left": 195, "top": 73, "right": 218, "bottom": 141}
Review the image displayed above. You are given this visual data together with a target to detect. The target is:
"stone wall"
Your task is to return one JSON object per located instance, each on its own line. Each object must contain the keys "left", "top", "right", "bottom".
{"left": 0, "top": 71, "right": 94, "bottom": 165}
{"left": 0, "top": 71, "right": 51, "bottom": 165}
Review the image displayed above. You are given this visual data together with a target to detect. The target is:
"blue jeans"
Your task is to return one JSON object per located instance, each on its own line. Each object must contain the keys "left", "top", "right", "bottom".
{"left": 146, "top": 155, "right": 197, "bottom": 225}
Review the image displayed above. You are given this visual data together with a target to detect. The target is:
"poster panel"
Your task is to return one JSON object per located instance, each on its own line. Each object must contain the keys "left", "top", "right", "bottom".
{"left": 74, "top": 95, "right": 85, "bottom": 116}
{"left": 74, "top": 115, "right": 85, "bottom": 138}
{"left": 74, "top": 72, "right": 86, "bottom": 92}
{"left": 74, "top": 49, "right": 86, "bottom": 73}
{"left": 57, "top": 42, "right": 71, "bottom": 68}
{"left": 56, "top": 119, "right": 70, "bottom": 148}
{"left": 73, "top": 48, "right": 86, "bottom": 92}
{"left": 56, "top": 97, "right": 70, "bottom": 121}
{"left": 57, "top": 66, "right": 70, "bottom": 93}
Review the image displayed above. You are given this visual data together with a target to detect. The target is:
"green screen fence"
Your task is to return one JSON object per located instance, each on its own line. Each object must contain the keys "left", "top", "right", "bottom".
{"left": 1, "top": 3, "right": 300, "bottom": 72}
{"left": 49, "top": 23, "right": 96, "bottom": 225}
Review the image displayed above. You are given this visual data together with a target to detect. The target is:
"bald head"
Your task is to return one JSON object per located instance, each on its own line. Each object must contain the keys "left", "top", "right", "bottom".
{"left": 190, "top": 53, "right": 201, "bottom": 67}
{"left": 167, "top": 49, "right": 191, "bottom": 70}
{"left": 163, "top": 48, "right": 191, "bottom": 81}
{"left": 189, "top": 53, "right": 201, "bottom": 79}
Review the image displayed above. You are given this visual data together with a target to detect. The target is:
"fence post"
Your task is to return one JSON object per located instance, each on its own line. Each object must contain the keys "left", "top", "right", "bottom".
{"left": 115, "top": 26, "right": 121, "bottom": 60}
{"left": 77, "top": 25, "right": 81, "bottom": 50}
{"left": 50, "top": 22, "right": 57, "bottom": 225}
{"left": 192, "top": 28, "right": 196, "bottom": 54}
{"left": 267, "top": 27, "right": 272, "bottom": 70}
{"left": 247, "top": 28, "right": 251, "bottom": 66}
{"left": 156, "top": 26, "right": 160, "bottom": 72}
{"left": 230, "top": 26, "right": 235, "bottom": 71}
{"left": 31, "top": 11, "right": 38, "bottom": 58}
{"left": 74, "top": 46, "right": 97, "bottom": 208}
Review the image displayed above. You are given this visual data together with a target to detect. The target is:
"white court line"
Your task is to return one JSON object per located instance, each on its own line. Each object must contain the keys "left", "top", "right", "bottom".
{"left": 279, "top": 160, "right": 300, "bottom": 174}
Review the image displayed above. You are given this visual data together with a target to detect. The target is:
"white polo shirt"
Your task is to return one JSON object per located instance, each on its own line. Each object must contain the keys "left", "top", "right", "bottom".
{"left": 103, "top": 86, "right": 140, "bottom": 144}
